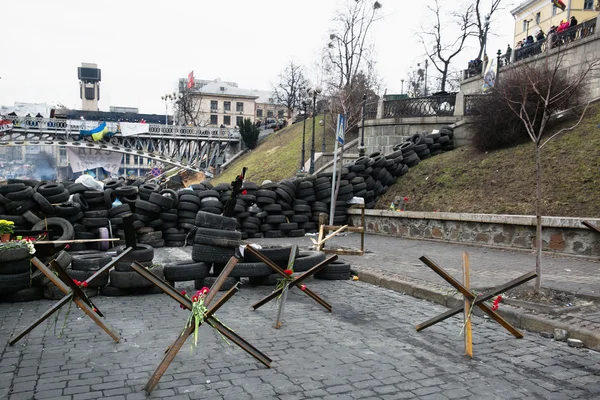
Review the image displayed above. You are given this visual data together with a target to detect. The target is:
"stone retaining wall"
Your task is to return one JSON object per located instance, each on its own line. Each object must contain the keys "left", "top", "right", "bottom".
{"left": 347, "top": 209, "right": 600, "bottom": 257}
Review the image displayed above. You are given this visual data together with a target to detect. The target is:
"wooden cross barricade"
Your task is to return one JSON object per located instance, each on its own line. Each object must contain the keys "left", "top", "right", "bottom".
{"left": 415, "top": 254, "right": 538, "bottom": 355}
{"left": 245, "top": 245, "right": 336, "bottom": 318}
{"left": 130, "top": 254, "right": 272, "bottom": 394}
{"left": 9, "top": 247, "right": 133, "bottom": 345}
{"left": 315, "top": 205, "right": 365, "bottom": 255}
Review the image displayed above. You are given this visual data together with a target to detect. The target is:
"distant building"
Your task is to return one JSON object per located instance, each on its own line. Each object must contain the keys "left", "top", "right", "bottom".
{"left": 0, "top": 102, "right": 55, "bottom": 118}
{"left": 178, "top": 78, "right": 281, "bottom": 127}
{"left": 78, "top": 62, "right": 101, "bottom": 111}
{"left": 511, "top": 0, "right": 598, "bottom": 46}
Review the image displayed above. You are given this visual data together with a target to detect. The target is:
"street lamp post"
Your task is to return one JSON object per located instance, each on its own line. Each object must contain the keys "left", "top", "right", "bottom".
{"left": 300, "top": 100, "right": 308, "bottom": 171}
{"left": 321, "top": 106, "right": 327, "bottom": 153}
{"left": 161, "top": 92, "right": 180, "bottom": 126}
{"left": 308, "top": 87, "right": 322, "bottom": 174}
{"left": 359, "top": 94, "right": 367, "bottom": 157}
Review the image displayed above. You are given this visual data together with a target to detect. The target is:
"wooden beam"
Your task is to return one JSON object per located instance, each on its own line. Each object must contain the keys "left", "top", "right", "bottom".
{"left": 463, "top": 252, "right": 473, "bottom": 358}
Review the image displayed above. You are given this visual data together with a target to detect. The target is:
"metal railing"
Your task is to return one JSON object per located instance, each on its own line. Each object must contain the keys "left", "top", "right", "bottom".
{"left": 383, "top": 93, "right": 457, "bottom": 118}
{"left": 464, "top": 94, "right": 487, "bottom": 116}
{"left": 4, "top": 117, "right": 240, "bottom": 140}
{"left": 515, "top": 17, "right": 597, "bottom": 62}
{"left": 365, "top": 101, "right": 378, "bottom": 119}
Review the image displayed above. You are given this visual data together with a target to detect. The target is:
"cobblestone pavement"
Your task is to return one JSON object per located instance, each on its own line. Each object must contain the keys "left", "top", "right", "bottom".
{"left": 1, "top": 279, "right": 600, "bottom": 400}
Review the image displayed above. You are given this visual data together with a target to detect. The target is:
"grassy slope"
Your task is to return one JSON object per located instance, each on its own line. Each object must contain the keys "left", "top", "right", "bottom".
{"left": 211, "top": 104, "right": 600, "bottom": 218}
{"left": 377, "top": 103, "right": 600, "bottom": 217}
{"left": 212, "top": 114, "right": 348, "bottom": 185}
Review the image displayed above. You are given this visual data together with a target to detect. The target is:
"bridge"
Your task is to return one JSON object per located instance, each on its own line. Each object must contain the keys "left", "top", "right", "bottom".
{"left": 1, "top": 117, "right": 242, "bottom": 173}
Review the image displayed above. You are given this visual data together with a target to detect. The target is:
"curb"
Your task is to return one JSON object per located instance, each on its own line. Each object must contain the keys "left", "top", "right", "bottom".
{"left": 353, "top": 266, "right": 600, "bottom": 351}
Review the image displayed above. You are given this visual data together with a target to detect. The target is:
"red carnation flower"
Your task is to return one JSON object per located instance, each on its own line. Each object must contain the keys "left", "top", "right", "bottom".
{"left": 404, "top": 197, "right": 409, "bottom": 202}
{"left": 300, "top": 284, "right": 307, "bottom": 291}
{"left": 180, "top": 290, "right": 186, "bottom": 295}
{"left": 201, "top": 287, "right": 210, "bottom": 294}
{"left": 242, "top": 190, "right": 248, "bottom": 195}
{"left": 192, "top": 295, "right": 199, "bottom": 303}
{"left": 83, "top": 281, "right": 88, "bottom": 288}
{"left": 284, "top": 269, "right": 293, "bottom": 276}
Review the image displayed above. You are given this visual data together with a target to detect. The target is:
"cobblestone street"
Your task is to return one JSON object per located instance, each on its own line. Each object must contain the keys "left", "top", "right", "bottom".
{"left": 1, "top": 279, "right": 599, "bottom": 399}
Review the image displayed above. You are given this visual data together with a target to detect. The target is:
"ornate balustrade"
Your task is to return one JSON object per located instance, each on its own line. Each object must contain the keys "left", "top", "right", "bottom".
{"left": 382, "top": 93, "right": 457, "bottom": 118}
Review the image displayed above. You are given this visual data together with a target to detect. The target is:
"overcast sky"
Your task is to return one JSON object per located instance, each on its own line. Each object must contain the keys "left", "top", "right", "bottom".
{"left": 1, "top": 0, "right": 516, "bottom": 116}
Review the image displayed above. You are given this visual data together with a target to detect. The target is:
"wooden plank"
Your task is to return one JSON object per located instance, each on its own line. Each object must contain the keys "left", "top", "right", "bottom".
{"left": 463, "top": 252, "right": 473, "bottom": 358}
{"left": 323, "top": 249, "right": 364, "bottom": 256}
{"left": 322, "top": 225, "right": 363, "bottom": 233}
{"left": 33, "top": 238, "right": 120, "bottom": 244}
{"left": 314, "top": 225, "right": 348, "bottom": 247}
{"left": 317, "top": 214, "right": 327, "bottom": 251}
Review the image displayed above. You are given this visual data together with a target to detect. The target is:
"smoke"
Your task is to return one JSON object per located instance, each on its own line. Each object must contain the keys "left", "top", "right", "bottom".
{"left": 32, "top": 151, "right": 57, "bottom": 181}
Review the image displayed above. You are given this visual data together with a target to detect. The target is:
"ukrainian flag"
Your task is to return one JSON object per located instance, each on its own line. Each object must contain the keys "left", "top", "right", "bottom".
{"left": 80, "top": 121, "right": 109, "bottom": 141}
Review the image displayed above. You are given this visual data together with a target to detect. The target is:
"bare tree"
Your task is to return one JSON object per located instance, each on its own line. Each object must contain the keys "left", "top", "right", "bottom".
{"left": 273, "top": 61, "right": 310, "bottom": 120}
{"left": 492, "top": 48, "right": 598, "bottom": 293}
{"left": 474, "top": 0, "right": 503, "bottom": 60}
{"left": 420, "top": 0, "right": 476, "bottom": 93}
{"left": 324, "top": 0, "right": 382, "bottom": 133}
{"left": 176, "top": 79, "right": 206, "bottom": 127}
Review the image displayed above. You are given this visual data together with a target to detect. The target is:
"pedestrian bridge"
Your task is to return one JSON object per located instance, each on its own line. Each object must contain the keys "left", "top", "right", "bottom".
{"left": 1, "top": 117, "right": 241, "bottom": 172}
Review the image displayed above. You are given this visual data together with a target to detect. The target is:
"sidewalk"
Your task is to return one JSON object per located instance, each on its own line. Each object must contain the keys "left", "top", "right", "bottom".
{"left": 249, "top": 233, "right": 600, "bottom": 350}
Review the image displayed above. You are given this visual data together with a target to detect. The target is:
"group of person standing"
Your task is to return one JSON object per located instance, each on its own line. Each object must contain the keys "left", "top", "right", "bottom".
{"left": 514, "top": 15, "right": 578, "bottom": 50}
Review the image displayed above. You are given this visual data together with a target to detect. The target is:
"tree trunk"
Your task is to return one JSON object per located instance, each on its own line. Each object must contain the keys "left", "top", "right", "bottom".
{"left": 534, "top": 144, "right": 543, "bottom": 294}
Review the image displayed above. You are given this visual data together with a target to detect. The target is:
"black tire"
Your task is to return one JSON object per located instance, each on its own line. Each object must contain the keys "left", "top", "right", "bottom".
{"left": 164, "top": 261, "right": 209, "bottom": 282}
{"left": 149, "top": 192, "right": 175, "bottom": 209}
{"left": 0, "top": 245, "right": 30, "bottom": 262}
{"left": 55, "top": 203, "right": 82, "bottom": 217}
{"left": 115, "top": 244, "right": 154, "bottom": 260}
{"left": 195, "top": 211, "right": 237, "bottom": 231}
{"left": 32, "top": 217, "right": 74, "bottom": 247}
{"left": 265, "top": 215, "right": 287, "bottom": 224}
{"left": 135, "top": 199, "right": 161, "bottom": 214}
{"left": 195, "top": 276, "right": 237, "bottom": 292}
{"left": 278, "top": 222, "right": 298, "bottom": 231}
{"left": 0, "top": 271, "right": 31, "bottom": 294}
{"left": 37, "top": 183, "right": 64, "bottom": 196}
{"left": 80, "top": 217, "right": 109, "bottom": 227}
{"left": 67, "top": 268, "right": 109, "bottom": 288}
{"left": 45, "top": 190, "right": 70, "bottom": 204}
{"left": 6, "top": 186, "right": 34, "bottom": 201}
{"left": 110, "top": 265, "right": 164, "bottom": 289}
{"left": 44, "top": 284, "right": 97, "bottom": 300}
{"left": 243, "top": 245, "right": 298, "bottom": 266}
{"left": 0, "top": 258, "right": 31, "bottom": 275}
{"left": 191, "top": 244, "right": 236, "bottom": 263}
{"left": 213, "top": 262, "right": 271, "bottom": 278}
{"left": 315, "top": 260, "right": 352, "bottom": 280}
{"left": 160, "top": 189, "right": 179, "bottom": 208}
{"left": 293, "top": 251, "right": 327, "bottom": 272}
{"left": 0, "top": 287, "right": 42, "bottom": 303}
{"left": 71, "top": 254, "right": 112, "bottom": 271}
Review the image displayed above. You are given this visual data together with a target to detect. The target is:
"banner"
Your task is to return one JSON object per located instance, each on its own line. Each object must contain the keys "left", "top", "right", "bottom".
{"left": 336, "top": 114, "right": 346, "bottom": 145}
{"left": 482, "top": 57, "right": 498, "bottom": 92}
{"left": 120, "top": 122, "right": 150, "bottom": 137}
{"left": 67, "top": 147, "right": 123, "bottom": 174}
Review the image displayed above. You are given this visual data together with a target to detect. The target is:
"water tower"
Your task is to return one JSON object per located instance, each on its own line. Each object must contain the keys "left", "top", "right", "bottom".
{"left": 78, "top": 63, "right": 101, "bottom": 111}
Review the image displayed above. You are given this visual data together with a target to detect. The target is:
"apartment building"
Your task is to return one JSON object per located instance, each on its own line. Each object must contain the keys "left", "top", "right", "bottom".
{"left": 511, "top": 0, "right": 598, "bottom": 46}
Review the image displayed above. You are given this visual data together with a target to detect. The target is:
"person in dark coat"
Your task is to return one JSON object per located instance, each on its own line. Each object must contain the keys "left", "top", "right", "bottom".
{"left": 570, "top": 16, "right": 577, "bottom": 27}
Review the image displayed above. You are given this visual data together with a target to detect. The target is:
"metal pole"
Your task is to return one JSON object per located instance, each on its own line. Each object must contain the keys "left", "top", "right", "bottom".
{"left": 321, "top": 109, "right": 327, "bottom": 153}
{"left": 359, "top": 95, "right": 366, "bottom": 157}
{"left": 309, "top": 93, "right": 316, "bottom": 174}
{"left": 300, "top": 102, "right": 306, "bottom": 171}
{"left": 424, "top": 59, "right": 429, "bottom": 96}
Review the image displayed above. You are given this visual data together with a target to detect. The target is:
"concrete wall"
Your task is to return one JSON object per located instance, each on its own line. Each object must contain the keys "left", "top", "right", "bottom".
{"left": 363, "top": 116, "right": 462, "bottom": 155}
{"left": 348, "top": 209, "right": 600, "bottom": 258}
